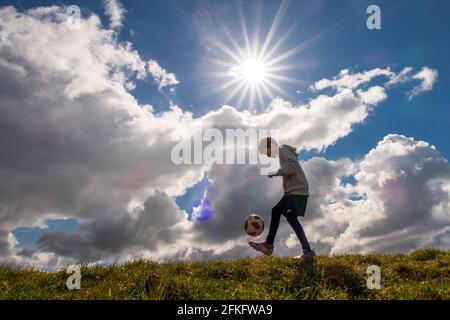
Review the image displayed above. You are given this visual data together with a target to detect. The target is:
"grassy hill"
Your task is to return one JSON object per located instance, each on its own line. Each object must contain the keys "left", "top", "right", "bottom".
{"left": 0, "top": 248, "right": 448, "bottom": 300}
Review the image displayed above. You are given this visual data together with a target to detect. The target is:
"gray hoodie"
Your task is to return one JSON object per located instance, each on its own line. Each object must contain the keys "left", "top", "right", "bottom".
{"left": 273, "top": 145, "right": 309, "bottom": 196}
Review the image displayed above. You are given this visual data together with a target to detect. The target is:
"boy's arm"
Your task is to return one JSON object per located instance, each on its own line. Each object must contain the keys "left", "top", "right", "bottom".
{"left": 270, "top": 148, "right": 297, "bottom": 177}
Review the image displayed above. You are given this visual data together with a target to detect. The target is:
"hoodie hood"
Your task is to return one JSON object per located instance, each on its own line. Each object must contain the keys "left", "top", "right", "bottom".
{"left": 280, "top": 144, "right": 298, "bottom": 161}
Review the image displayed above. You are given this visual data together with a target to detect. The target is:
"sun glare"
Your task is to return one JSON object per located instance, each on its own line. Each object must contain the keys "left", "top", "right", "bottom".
{"left": 239, "top": 59, "right": 267, "bottom": 84}
{"left": 202, "top": 1, "right": 319, "bottom": 110}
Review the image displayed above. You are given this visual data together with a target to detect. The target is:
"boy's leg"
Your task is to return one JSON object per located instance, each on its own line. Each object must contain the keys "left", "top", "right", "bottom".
{"left": 249, "top": 195, "right": 288, "bottom": 255}
{"left": 285, "top": 195, "right": 314, "bottom": 257}
{"left": 266, "top": 195, "right": 289, "bottom": 246}
{"left": 285, "top": 215, "right": 312, "bottom": 252}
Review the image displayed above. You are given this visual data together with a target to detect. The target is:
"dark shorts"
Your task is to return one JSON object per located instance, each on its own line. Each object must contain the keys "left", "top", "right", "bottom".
{"left": 279, "top": 194, "right": 309, "bottom": 218}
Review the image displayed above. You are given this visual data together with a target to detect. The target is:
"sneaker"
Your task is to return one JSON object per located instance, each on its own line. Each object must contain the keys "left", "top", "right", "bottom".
{"left": 295, "top": 249, "right": 316, "bottom": 262}
{"left": 249, "top": 240, "right": 273, "bottom": 256}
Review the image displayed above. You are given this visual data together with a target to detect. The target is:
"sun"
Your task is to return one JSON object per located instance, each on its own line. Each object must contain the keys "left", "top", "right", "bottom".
{"left": 238, "top": 59, "right": 267, "bottom": 85}
{"left": 220, "top": 45, "right": 295, "bottom": 110}
{"left": 201, "top": 1, "right": 314, "bottom": 111}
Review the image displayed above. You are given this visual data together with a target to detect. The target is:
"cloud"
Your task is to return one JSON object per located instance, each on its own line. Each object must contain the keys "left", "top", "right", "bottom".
{"left": 184, "top": 157, "right": 356, "bottom": 256}
{"left": 0, "top": 6, "right": 204, "bottom": 232}
{"left": 37, "top": 191, "right": 188, "bottom": 261}
{"left": 190, "top": 164, "right": 280, "bottom": 244}
{"left": 315, "top": 134, "right": 450, "bottom": 254}
{"left": 0, "top": 5, "right": 445, "bottom": 267}
{"left": 103, "top": 0, "right": 125, "bottom": 29}
{"left": 311, "top": 68, "right": 394, "bottom": 92}
{"left": 312, "top": 66, "right": 438, "bottom": 100}
{"left": 147, "top": 59, "right": 180, "bottom": 90}
{"left": 0, "top": 230, "right": 16, "bottom": 257}
{"left": 408, "top": 67, "right": 439, "bottom": 100}
{"left": 385, "top": 66, "right": 413, "bottom": 87}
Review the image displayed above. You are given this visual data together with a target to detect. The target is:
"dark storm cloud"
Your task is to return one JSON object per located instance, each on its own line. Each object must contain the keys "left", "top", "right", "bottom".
{"left": 37, "top": 191, "right": 186, "bottom": 261}
{"left": 190, "top": 164, "right": 281, "bottom": 243}
{"left": 0, "top": 230, "right": 14, "bottom": 256}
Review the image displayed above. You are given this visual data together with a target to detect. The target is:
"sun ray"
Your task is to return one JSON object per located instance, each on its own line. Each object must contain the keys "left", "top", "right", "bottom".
{"left": 259, "top": 0, "right": 291, "bottom": 60}
{"left": 265, "top": 73, "right": 304, "bottom": 85}
{"left": 256, "top": 85, "right": 264, "bottom": 109}
{"left": 261, "top": 19, "right": 301, "bottom": 64}
{"left": 260, "top": 82, "right": 275, "bottom": 100}
{"left": 238, "top": 1, "right": 252, "bottom": 59}
{"left": 264, "top": 18, "right": 347, "bottom": 68}
{"left": 224, "top": 81, "right": 247, "bottom": 105}
{"left": 237, "top": 82, "right": 251, "bottom": 106}
{"left": 211, "top": 39, "right": 243, "bottom": 65}
{"left": 217, "top": 77, "right": 244, "bottom": 92}
{"left": 264, "top": 78, "right": 292, "bottom": 99}
{"left": 220, "top": 23, "right": 248, "bottom": 61}
{"left": 202, "top": 0, "right": 324, "bottom": 110}
{"left": 265, "top": 62, "right": 308, "bottom": 72}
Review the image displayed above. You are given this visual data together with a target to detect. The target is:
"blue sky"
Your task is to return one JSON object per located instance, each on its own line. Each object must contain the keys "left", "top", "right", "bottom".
{"left": 2, "top": 0, "right": 449, "bottom": 254}
{"left": 5, "top": 0, "right": 449, "bottom": 156}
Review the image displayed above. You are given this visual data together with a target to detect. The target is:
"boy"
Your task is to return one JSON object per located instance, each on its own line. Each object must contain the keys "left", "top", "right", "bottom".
{"left": 249, "top": 138, "right": 316, "bottom": 262}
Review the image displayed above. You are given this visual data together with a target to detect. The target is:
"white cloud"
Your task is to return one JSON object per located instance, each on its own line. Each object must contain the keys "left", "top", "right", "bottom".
{"left": 334, "top": 135, "right": 450, "bottom": 253}
{"left": 0, "top": 6, "right": 202, "bottom": 231}
{"left": 385, "top": 66, "right": 413, "bottom": 87}
{"left": 312, "top": 66, "right": 438, "bottom": 100}
{"left": 103, "top": 0, "right": 125, "bottom": 29}
{"left": 302, "top": 134, "right": 450, "bottom": 255}
{"left": 285, "top": 233, "right": 299, "bottom": 249}
{"left": 408, "top": 67, "right": 439, "bottom": 100}
{"left": 311, "top": 67, "right": 394, "bottom": 92}
{"left": 147, "top": 59, "right": 180, "bottom": 90}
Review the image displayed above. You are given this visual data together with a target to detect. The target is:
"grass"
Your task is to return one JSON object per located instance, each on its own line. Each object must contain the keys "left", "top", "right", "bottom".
{"left": 0, "top": 248, "right": 448, "bottom": 300}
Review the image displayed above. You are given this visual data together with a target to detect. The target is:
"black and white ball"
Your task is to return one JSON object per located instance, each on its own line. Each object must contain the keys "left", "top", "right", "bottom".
{"left": 244, "top": 214, "right": 264, "bottom": 236}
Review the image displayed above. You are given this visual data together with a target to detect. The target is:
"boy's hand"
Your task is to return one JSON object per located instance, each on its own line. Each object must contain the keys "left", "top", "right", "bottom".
{"left": 267, "top": 173, "right": 275, "bottom": 178}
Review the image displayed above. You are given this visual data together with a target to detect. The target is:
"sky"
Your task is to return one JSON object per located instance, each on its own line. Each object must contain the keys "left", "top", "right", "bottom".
{"left": 0, "top": 0, "right": 449, "bottom": 269}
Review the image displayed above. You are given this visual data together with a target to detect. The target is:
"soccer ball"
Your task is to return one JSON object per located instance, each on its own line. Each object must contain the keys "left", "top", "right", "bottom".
{"left": 243, "top": 214, "right": 264, "bottom": 236}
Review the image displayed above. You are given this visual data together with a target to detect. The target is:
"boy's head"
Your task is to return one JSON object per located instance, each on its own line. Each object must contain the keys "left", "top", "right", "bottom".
{"left": 258, "top": 137, "right": 278, "bottom": 158}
